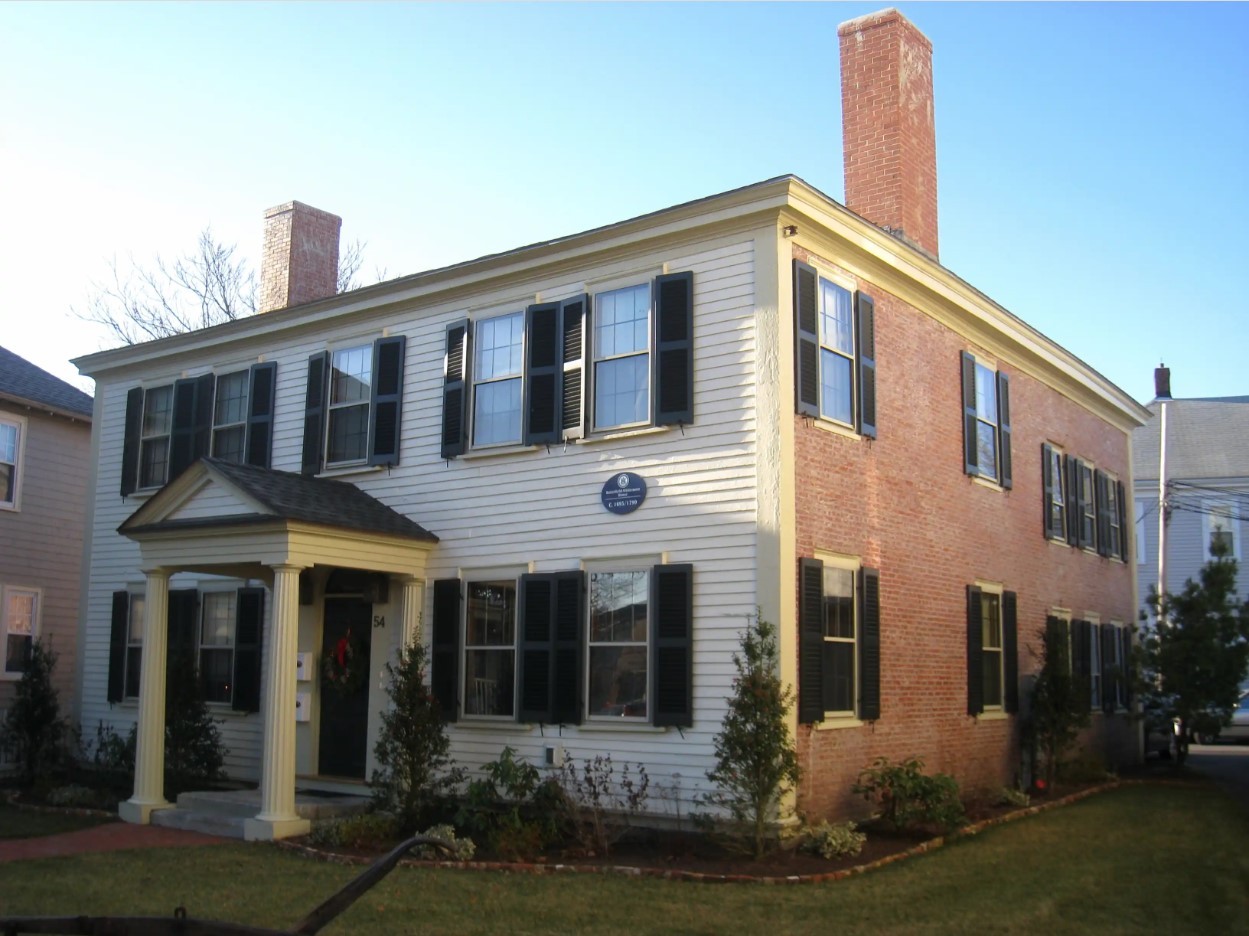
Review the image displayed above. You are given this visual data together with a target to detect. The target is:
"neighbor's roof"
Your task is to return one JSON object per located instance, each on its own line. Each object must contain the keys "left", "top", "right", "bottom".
{"left": 1133, "top": 396, "right": 1249, "bottom": 481}
{"left": 0, "top": 345, "right": 93, "bottom": 418}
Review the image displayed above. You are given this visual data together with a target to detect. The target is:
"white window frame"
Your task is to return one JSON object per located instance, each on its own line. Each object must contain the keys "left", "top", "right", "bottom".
{"left": 461, "top": 568, "right": 522, "bottom": 721}
{"left": 1087, "top": 614, "right": 1102, "bottom": 711}
{"left": 199, "top": 590, "right": 237, "bottom": 706}
{"left": 1109, "top": 620, "right": 1127, "bottom": 711}
{"left": 1046, "top": 443, "right": 1066, "bottom": 539}
{"left": 978, "top": 581, "right": 1004, "bottom": 709}
{"left": 325, "top": 343, "right": 373, "bottom": 468}
{"left": 973, "top": 360, "right": 1001, "bottom": 483}
{"left": 815, "top": 551, "right": 860, "bottom": 719}
{"left": 0, "top": 413, "right": 26, "bottom": 511}
{"left": 585, "top": 557, "right": 657, "bottom": 722}
{"left": 1078, "top": 462, "right": 1096, "bottom": 551}
{"left": 471, "top": 310, "right": 525, "bottom": 448}
{"left": 815, "top": 275, "right": 857, "bottom": 429}
{"left": 1105, "top": 472, "right": 1123, "bottom": 560}
{"left": 211, "top": 368, "right": 250, "bottom": 464}
{"left": 592, "top": 282, "right": 653, "bottom": 432}
{"left": 1204, "top": 499, "right": 1241, "bottom": 562}
{"left": 2, "top": 585, "right": 41, "bottom": 678}
{"left": 125, "top": 592, "right": 145, "bottom": 700}
{"left": 138, "top": 384, "right": 174, "bottom": 490}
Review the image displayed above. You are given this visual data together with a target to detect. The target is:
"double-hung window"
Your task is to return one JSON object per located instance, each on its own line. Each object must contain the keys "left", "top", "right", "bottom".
{"left": 302, "top": 337, "right": 406, "bottom": 474}
{"left": 125, "top": 594, "right": 145, "bottom": 699}
{"left": 2, "top": 586, "right": 39, "bottom": 675}
{"left": 980, "top": 591, "right": 1003, "bottom": 708}
{"left": 199, "top": 591, "right": 237, "bottom": 704}
{"left": 821, "top": 565, "right": 856, "bottom": 715}
{"left": 1205, "top": 501, "right": 1240, "bottom": 561}
{"left": 967, "top": 584, "right": 1018, "bottom": 715}
{"left": 463, "top": 579, "right": 517, "bottom": 718}
{"left": 326, "top": 345, "right": 372, "bottom": 466}
{"left": 1042, "top": 443, "right": 1067, "bottom": 541}
{"left": 1077, "top": 463, "right": 1095, "bottom": 547}
{"left": 961, "top": 353, "right": 1011, "bottom": 487}
{"left": 587, "top": 569, "right": 650, "bottom": 719}
{"left": 211, "top": 370, "right": 249, "bottom": 463}
{"left": 593, "top": 285, "right": 652, "bottom": 431}
{"left": 0, "top": 414, "right": 24, "bottom": 509}
{"left": 798, "top": 556, "right": 881, "bottom": 724}
{"left": 138, "top": 385, "right": 173, "bottom": 489}
{"left": 1089, "top": 622, "right": 1102, "bottom": 710}
{"left": 472, "top": 313, "right": 525, "bottom": 446}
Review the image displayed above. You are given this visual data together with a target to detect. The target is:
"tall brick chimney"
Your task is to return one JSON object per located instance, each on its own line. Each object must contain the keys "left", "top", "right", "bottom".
{"left": 1155, "top": 363, "right": 1172, "bottom": 400}
{"left": 838, "top": 8, "right": 939, "bottom": 259}
{"left": 259, "top": 201, "right": 342, "bottom": 312}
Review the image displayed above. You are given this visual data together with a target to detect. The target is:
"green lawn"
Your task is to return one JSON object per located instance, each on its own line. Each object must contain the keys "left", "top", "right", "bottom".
{"left": 1, "top": 784, "right": 1246, "bottom": 935}
{"left": 0, "top": 803, "right": 116, "bottom": 839}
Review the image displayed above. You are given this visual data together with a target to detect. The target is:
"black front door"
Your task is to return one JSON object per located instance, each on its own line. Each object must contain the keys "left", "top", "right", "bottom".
{"left": 318, "top": 597, "right": 372, "bottom": 779}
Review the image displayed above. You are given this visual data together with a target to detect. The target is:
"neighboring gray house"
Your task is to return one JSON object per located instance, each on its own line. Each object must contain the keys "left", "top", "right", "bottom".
{"left": 1133, "top": 366, "right": 1249, "bottom": 621}
{"left": 0, "top": 346, "right": 93, "bottom": 746}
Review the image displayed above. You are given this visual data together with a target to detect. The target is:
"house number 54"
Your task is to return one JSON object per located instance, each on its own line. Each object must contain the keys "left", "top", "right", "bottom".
{"left": 373, "top": 615, "right": 386, "bottom": 629}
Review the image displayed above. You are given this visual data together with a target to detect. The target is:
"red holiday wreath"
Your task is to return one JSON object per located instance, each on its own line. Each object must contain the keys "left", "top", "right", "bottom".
{"left": 322, "top": 629, "right": 368, "bottom": 695}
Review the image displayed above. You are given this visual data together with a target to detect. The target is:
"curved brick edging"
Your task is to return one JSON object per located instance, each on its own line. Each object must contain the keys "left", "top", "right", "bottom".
{"left": 274, "top": 780, "right": 1123, "bottom": 885}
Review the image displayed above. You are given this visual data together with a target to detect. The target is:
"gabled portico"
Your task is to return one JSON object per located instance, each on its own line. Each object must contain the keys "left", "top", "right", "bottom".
{"left": 116, "top": 458, "right": 437, "bottom": 840}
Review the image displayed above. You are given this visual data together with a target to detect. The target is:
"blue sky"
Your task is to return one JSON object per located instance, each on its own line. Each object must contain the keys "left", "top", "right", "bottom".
{"left": 2, "top": 2, "right": 1246, "bottom": 404}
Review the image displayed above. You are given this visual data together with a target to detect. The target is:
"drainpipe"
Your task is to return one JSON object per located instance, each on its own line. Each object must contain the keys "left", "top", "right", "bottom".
{"left": 1156, "top": 401, "right": 1168, "bottom": 628}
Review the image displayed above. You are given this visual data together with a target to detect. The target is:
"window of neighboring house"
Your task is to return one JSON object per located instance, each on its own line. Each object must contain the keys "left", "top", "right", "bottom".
{"left": 2, "top": 586, "right": 39, "bottom": 675}
{"left": 472, "top": 312, "right": 525, "bottom": 446}
{"left": 211, "top": 370, "right": 249, "bottom": 463}
{"left": 960, "top": 353, "right": 1011, "bottom": 487}
{"left": 1042, "top": 443, "right": 1066, "bottom": 541}
{"left": 0, "top": 415, "right": 24, "bottom": 510}
{"left": 587, "top": 568, "right": 650, "bottom": 720}
{"left": 326, "top": 344, "right": 372, "bottom": 466}
{"left": 1205, "top": 501, "right": 1241, "bottom": 561}
{"left": 199, "top": 591, "right": 236, "bottom": 705}
{"left": 980, "top": 589, "right": 1004, "bottom": 708}
{"left": 1078, "top": 462, "right": 1096, "bottom": 549}
{"left": 593, "top": 283, "right": 652, "bottom": 431}
{"left": 463, "top": 579, "right": 517, "bottom": 718}
{"left": 125, "top": 594, "right": 145, "bottom": 699}
{"left": 139, "top": 385, "right": 173, "bottom": 489}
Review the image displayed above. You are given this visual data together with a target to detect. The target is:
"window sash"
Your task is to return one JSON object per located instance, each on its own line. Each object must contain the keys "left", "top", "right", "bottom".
{"left": 0, "top": 420, "right": 19, "bottom": 505}
{"left": 199, "top": 592, "right": 236, "bottom": 704}
{"left": 587, "top": 569, "right": 650, "bottom": 720}
{"left": 3, "top": 588, "right": 37, "bottom": 674}
{"left": 124, "top": 593, "right": 145, "bottom": 699}
{"left": 1090, "top": 628, "right": 1102, "bottom": 709}
{"left": 212, "top": 370, "right": 249, "bottom": 463}
{"left": 974, "top": 364, "right": 999, "bottom": 481}
{"left": 981, "top": 592, "right": 1003, "bottom": 707}
{"left": 1106, "top": 481, "right": 1121, "bottom": 557}
{"left": 472, "top": 312, "right": 525, "bottom": 447}
{"left": 1049, "top": 448, "right": 1066, "bottom": 532}
{"left": 817, "top": 278, "right": 855, "bottom": 426}
{"left": 821, "top": 565, "right": 856, "bottom": 715}
{"left": 593, "top": 285, "right": 651, "bottom": 431}
{"left": 463, "top": 580, "right": 517, "bottom": 719}
{"left": 139, "top": 386, "right": 173, "bottom": 488}
{"left": 1080, "top": 466, "right": 1096, "bottom": 545}
{"left": 326, "top": 346, "right": 372, "bottom": 465}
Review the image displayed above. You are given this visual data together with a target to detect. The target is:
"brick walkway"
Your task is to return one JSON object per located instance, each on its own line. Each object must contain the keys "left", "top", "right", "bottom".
{"left": 0, "top": 821, "right": 228, "bottom": 863}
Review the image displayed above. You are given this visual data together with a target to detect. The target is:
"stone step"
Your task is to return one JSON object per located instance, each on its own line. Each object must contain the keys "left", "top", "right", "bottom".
{"left": 152, "top": 807, "right": 248, "bottom": 839}
{"left": 172, "top": 788, "right": 371, "bottom": 822}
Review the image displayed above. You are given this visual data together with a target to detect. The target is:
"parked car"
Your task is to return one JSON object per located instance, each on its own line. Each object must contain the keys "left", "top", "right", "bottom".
{"left": 1193, "top": 691, "right": 1249, "bottom": 745}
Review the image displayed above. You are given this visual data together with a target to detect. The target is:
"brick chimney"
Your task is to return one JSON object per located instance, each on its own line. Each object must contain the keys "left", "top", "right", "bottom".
{"left": 259, "top": 201, "right": 342, "bottom": 312}
{"left": 1155, "top": 363, "right": 1172, "bottom": 400}
{"left": 838, "top": 8, "right": 939, "bottom": 259}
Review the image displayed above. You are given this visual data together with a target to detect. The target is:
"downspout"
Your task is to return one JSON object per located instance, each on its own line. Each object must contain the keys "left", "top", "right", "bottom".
{"left": 1156, "top": 401, "right": 1168, "bottom": 627}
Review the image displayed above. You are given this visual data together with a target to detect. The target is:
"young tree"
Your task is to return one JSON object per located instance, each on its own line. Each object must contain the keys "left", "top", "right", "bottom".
{"left": 164, "top": 651, "right": 227, "bottom": 790}
{"left": 1141, "top": 541, "right": 1249, "bottom": 764}
{"left": 0, "top": 639, "right": 69, "bottom": 788}
{"left": 1029, "top": 618, "right": 1090, "bottom": 789}
{"left": 701, "top": 615, "right": 801, "bottom": 859}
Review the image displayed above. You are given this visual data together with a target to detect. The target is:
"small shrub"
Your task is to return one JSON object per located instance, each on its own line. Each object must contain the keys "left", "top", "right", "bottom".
{"left": 996, "top": 787, "right": 1031, "bottom": 808}
{"left": 801, "top": 820, "right": 866, "bottom": 859}
{"left": 1058, "top": 752, "right": 1115, "bottom": 784}
{"left": 45, "top": 785, "right": 103, "bottom": 809}
{"left": 456, "top": 747, "right": 564, "bottom": 860}
{"left": 308, "top": 811, "right": 399, "bottom": 849}
{"left": 164, "top": 652, "right": 227, "bottom": 791}
{"left": 1, "top": 639, "right": 70, "bottom": 788}
{"left": 853, "top": 756, "right": 965, "bottom": 835}
{"left": 416, "top": 823, "right": 476, "bottom": 861}
{"left": 89, "top": 721, "right": 136, "bottom": 772}
{"left": 557, "top": 753, "right": 650, "bottom": 857}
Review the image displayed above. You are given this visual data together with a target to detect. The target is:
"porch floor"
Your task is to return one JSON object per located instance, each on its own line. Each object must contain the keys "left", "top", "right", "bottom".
{"left": 150, "top": 788, "right": 370, "bottom": 839}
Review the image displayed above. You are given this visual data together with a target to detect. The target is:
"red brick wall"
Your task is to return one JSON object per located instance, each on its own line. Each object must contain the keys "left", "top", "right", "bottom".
{"left": 839, "top": 9, "right": 940, "bottom": 259}
{"left": 791, "top": 244, "right": 1137, "bottom": 819}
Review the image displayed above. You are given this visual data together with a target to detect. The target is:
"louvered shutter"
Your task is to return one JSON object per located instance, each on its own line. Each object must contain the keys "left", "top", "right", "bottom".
{"left": 652, "top": 564, "right": 693, "bottom": 727}
{"left": 856, "top": 293, "right": 877, "bottom": 438}
{"left": 170, "top": 374, "right": 215, "bottom": 480}
{"left": 233, "top": 587, "right": 265, "bottom": 713}
{"left": 858, "top": 567, "right": 881, "bottom": 721}
{"left": 798, "top": 557, "right": 825, "bottom": 724}
{"left": 1003, "top": 590, "right": 1019, "bottom": 714}
{"left": 1073, "top": 620, "right": 1092, "bottom": 710}
{"left": 166, "top": 589, "right": 199, "bottom": 686}
{"left": 301, "top": 352, "right": 330, "bottom": 475}
{"left": 1044, "top": 616, "right": 1066, "bottom": 672}
{"left": 961, "top": 352, "right": 979, "bottom": 476}
{"left": 967, "top": 585, "right": 984, "bottom": 715}
{"left": 1066, "top": 456, "right": 1080, "bottom": 545}
{"left": 1121, "top": 627, "right": 1134, "bottom": 708}
{"left": 1101, "top": 624, "right": 1116, "bottom": 714}
{"left": 108, "top": 591, "right": 129, "bottom": 703}
{"left": 551, "top": 572, "right": 585, "bottom": 725}
{"left": 1117, "top": 481, "right": 1128, "bottom": 561}
{"left": 997, "top": 372, "right": 1012, "bottom": 489}
{"left": 1095, "top": 470, "right": 1110, "bottom": 557}
{"left": 559, "top": 295, "right": 588, "bottom": 439}
{"left": 245, "top": 362, "right": 277, "bottom": 469}
{"left": 654, "top": 272, "right": 694, "bottom": 426}
{"left": 368, "top": 336, "right": 406, "bottom": 466}
{"left": 121, "top": 387, "right": 144, "bottom": 496}
{"left": 518, "top": 574, "right": 554, "bottom": 724}
{"left": 793, "top": 261, "right": 820, "bottom": 418}
{"left": 440, "top": 321, "right": 470, "bottom": 459}
{"left": 524, "top": 303, "right": 561, "bottom": 445}
{"left": 431, "top": 579, "right": 460, "bottom": 722}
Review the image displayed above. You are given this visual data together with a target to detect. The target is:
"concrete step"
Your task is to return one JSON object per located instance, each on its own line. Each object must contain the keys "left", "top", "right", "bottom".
{"left": 151, "top": 807, "right": 249, "bottom": 839}
{"left": 171, "top": 788, "right": 371, "bottom": 824}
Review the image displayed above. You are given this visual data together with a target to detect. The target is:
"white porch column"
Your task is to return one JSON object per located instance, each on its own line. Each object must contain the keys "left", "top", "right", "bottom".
{"left": 245, "top": 563, "right": 309, "bottom": 841}
{"left": 120, "top": 568, "right": 171, "bottom": 824}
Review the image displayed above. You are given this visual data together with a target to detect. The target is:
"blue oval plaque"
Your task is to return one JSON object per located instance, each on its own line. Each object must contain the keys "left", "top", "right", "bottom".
{"left": 601, "top": 471, "right": 647, "bottom": 515}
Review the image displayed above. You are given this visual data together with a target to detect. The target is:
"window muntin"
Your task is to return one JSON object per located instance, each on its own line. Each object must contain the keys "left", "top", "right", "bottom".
{"left": 818, "top": 279, "right": 855, "bottom": 426}
{"left": 822, "top": 566, "right": 856, "bottom": 715}
{"left": 472, "top": 312, "right": 524, "bottom": 446}
{"left": 1047, "top": 446, "right": 1066, "bottom": 537}
{"left": 126, "top": 594, "right": 145, "bottom": 698}
{"left": 587, "top": 570, "right": 649, "bottom": 719}
{"left": 139, "top": 385, "right": 173, "bottom": 488}
{"left": 326, "top": 345, "right": 372, "bottom": 465}
{"left": 1079, "top": 464, "right": 1096, "bottom": 548}
{"left": 974, "top": 363, "right": 999, "bottom": 481}
{"left": 463, "top": 580, "right": 516, "bottom": 718}
{"left": 2, "top": 587, "right": 38, "bottom": 675}
{"left": 199, "top": 592, "right": 236, "bottom": 705}
{"left": 212, "top": 370, "right": 249, "bottom": 464}
{"left": 981, "top": 591, "right": 1003, "bottom": 708}
{"left": 593, "top": 284, "right": 651, "bottom": 430}
{"left": 0, "top": 417, "right": 21, "bottom": 508}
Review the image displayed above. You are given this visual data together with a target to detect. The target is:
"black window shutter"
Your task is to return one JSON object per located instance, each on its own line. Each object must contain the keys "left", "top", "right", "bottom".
{"left": 1121, "top": 627, "right": 1134, "bottom": 707}
{"left": 170, "top": 376, "right": 214, "bottom": 481}
{"left": 1044, "top": 616, "right": 1067, "bottom": 673}
{"left": 652, "top": 564, "right": 694, "bottom": 727}
{"left": 233, "top": 587, "right": 265, "bottom": 713}
{"left": 654, "top": 271, "right": 694, "bottom": 426}
{"left": 1073, "top": 619, "right": 1091, "bottom": 710}
{"left": 524, "top": 303, "right": 561, "bottom": 445}
{"left": 966, "top": 585, "right": 984, "bottom": 715}
{"left": 961, "top": 352, "right": 979, "bottom": 477}
{"left": 798, "top": 557, "right": 825, "bottom": 724}
{"left": 166, "top": 589, "right": 199, "bottom": 686}
{"left": 559, "top": 295, "right": 588, "bottom": 438}
{"left": 368, "top": 336, "right": 406, "bottom": 466}
{"left": 431, "top": 579, "right": 461, "bottom": 722}
{"left": 996, "top": 371, "right": 1012, "bottom": 489}
{"left": 855, "top": 293, "right": 877, "bottom": 439}
{"left": 301, "top": 352, "right": 330, "bottom": 476}
{"left": 1002, "top": 590, "right": 1019, "bottom": 714}
{"left": 107, "top": 590, "right": 129, "bottom": 703}
{"left": 121, "top": 387, "right": 143, "bottom": 497}
{"left": 551, "top": 571, "right": 586, "bottom": 725}
{"left": 1066, "top": 457, "right": 1082, "bottom": 546}
{"left": 794, "top": 261, "right": 820, "bottom": 418}
{"left": 1095, "top": 470, "right": 1110, "bottom": 557}
{"left": 1042, "top": 444, "right": 1056, "bottom": 540}
{"left": 1100, "top": 624, "right": 1116, "bottom": 714}
{"left": 518, "top": 574, "right": 554, "bottom": 724}
{"left": 1117, "top": 480, "right": 1128, "bottom": 561}
{"left": 858, "top": 567, "right": 881, "bottom": 721}
{"left": 440, "top": 321, "right": 470, "bottom": 459}
{"left": 245, "top": 362, "right": 277, "bottom": 469}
